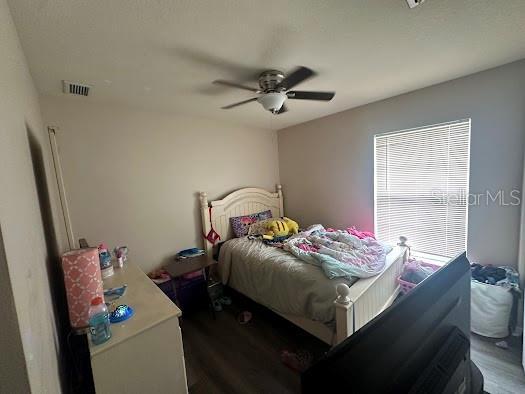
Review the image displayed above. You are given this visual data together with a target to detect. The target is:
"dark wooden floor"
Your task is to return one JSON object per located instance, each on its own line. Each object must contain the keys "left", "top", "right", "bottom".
{"left": 180, "top": 295, "right": 525, "bottom": 394}
{"left": 180, "top": 295, "right": 329, "bottom": 394}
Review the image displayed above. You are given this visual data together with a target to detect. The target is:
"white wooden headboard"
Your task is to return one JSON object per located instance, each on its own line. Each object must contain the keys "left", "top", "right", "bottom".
{"left": 200, "top": 185, "right": 284, "bottom": 257}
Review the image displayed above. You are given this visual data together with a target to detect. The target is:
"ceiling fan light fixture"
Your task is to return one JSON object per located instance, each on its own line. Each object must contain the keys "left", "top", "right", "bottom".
{"left": 257, "top": 92, "right": 287, "bottom": 114}
{"left": 216, "top": 66, "right": 334, "bottom": 114}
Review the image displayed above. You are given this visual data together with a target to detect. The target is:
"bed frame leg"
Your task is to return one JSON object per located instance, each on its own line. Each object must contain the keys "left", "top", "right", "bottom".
{"left": 334, "top": 283, "right": 353, "bottom": 345}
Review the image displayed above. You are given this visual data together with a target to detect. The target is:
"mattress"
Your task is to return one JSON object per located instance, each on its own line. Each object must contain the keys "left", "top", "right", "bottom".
{"left": 218, "top": 237, "right": 358, "bottom": 324}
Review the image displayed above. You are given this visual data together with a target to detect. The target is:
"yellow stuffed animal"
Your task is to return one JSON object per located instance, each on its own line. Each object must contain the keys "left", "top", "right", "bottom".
{"left": 282, "top": 217, "right": 299, "bottom": 234}
{"left": 263, "top": 219, "right": 289, "bottom": 240}
{"left": 263, "top": 217, "right": 299, "bottom": 240}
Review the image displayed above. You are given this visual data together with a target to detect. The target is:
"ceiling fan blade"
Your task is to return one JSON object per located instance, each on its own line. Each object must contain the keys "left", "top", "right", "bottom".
{"left": 278, "top": 66, "right": 316, "bottom": 90}
{"left": 213, "top": 80, "right": 260, "bottom": 92}
{"left": 277, "top": 104, "right": 288, "bottom": 114}
{"left": 221, "top": 97, "right": 258, "bottom": 109}
{"left": 287, "top": 91, "right": 335, "bottom": 101}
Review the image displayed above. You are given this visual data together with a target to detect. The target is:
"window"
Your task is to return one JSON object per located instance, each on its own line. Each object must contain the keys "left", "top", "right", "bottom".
{"left": 374, "top": 119, "right": 470, "bottom": 258}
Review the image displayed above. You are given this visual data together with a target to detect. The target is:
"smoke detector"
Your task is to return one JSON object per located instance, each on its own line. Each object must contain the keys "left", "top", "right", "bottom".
{"left": 62, "top": 80, "right": 91, "bottom": 96}
{"left": 406, "top": 0, "right": 426, "bottom": 8}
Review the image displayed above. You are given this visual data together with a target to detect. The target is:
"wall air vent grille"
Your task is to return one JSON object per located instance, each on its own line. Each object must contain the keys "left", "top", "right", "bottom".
{"left": 406, "top": 0, "right": 426, "bottom": 8}
{"left": 62, "top": 81, "right": 91, "bottom": 96}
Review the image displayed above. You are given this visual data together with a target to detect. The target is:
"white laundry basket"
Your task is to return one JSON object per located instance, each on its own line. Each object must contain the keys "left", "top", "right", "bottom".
{"left": 471, "top": 280, "right": 513, "bottom": 338}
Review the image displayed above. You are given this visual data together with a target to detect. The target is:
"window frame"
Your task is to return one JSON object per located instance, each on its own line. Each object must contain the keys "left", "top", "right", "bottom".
{"left": 373, "top": 119, "right": 471, "bottom": 259}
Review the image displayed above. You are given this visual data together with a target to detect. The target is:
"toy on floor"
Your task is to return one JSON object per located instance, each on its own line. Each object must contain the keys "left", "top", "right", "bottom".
{"left": 281, "top": 349, "right": 313, "bottom": 373}
{"left": 212, "top": 296, "right": 232, "bottom": 312}
{"left": 237, "top": 311, "right": 252, "bottom": 324}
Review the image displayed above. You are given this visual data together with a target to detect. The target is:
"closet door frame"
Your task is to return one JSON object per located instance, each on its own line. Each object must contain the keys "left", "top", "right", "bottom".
{"left": 518, "top": 158, "right": 525, "bottom": 370}
{"left": 48, "top": 127, "right": 75, "bottom": 250}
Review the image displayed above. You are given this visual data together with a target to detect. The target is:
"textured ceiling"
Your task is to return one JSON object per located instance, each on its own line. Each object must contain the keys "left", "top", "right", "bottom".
{"left": 8, "top": 0, "right": 525, "bottom": 130}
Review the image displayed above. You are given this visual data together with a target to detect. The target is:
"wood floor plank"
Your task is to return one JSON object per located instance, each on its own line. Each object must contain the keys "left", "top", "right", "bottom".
{"left": 180, "top": 294, "right": 525, "bottom": 393}
{"left": 470, "top": 334, "right": 525, "bottom": 394}
{"left": 180, "top": 295, "right": 328, "bottom": 394}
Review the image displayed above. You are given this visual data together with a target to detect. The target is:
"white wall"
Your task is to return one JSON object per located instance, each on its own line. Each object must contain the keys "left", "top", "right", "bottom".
{"left": 279, "top": 60, "right": 525, "bottom": 267}
{"left": 0, "top": 1, "right": 67, "bottom": 392}
{"left": 41, "top": 97, "right": 280, "bottom": 273}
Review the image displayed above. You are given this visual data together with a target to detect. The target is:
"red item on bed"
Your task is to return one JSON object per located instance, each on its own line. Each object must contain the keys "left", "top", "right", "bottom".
{"left": 346, "top": 226, "right": 375, "bottom": 240}
{"left": 297, "top": 243, "right": 319, "bottom": 253}
{"left": 326, "top": 226, "right": 375, "bottom": 239}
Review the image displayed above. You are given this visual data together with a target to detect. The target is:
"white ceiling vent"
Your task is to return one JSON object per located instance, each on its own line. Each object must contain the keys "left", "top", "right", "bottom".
{"left": 62, "top": 80, "right": 91, "bottom": 96}
{"left": 406, "top": 0, "right": 426, "bottom": 8}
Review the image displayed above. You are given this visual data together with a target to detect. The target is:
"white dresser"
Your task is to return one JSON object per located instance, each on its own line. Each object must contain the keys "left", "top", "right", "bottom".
{"left": 89, "top": 263, "right": 188, "bottom": 393}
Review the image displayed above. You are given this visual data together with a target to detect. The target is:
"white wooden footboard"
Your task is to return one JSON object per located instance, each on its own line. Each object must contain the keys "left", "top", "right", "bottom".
{"left": 334, "top": 241, "right": 409, "bottom": 345}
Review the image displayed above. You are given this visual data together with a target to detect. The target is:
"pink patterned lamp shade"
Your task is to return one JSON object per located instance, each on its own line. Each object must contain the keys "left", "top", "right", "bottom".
{"left": 61, "top": 248, "right": 104, "bottom": 329}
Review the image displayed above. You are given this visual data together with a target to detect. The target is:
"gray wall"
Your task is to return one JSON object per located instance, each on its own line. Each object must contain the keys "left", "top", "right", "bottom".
{"left": 278, "top": 60, "right": 525, "bottom": 267}
{"left": 0, "top": 1, "right": 67, "bottom": 392}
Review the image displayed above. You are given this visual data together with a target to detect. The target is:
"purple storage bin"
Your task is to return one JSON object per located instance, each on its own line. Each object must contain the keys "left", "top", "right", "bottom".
{"left": 397, "top": 259, "right": 441, "bottom": 294}
{"left": 155, "top": 278, "right": 177, "bottom": 303}
{"left": 174, "top": 274, "right": 208, "bottom": 313}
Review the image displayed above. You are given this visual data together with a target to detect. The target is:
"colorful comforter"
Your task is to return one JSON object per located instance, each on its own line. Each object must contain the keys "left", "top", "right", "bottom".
{"left": 218, "top": 230, "right": 398, "bottom": 325}
{"left": 284, "top": 225, "right": 392, "bottom": 279}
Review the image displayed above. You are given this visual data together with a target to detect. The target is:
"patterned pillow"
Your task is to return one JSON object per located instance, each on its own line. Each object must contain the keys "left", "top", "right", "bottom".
{"left": 258, "top": 210, "right": 273, "bottom": 220}
{"left": 230, "top": 210, "right": 272, "bottom": 238}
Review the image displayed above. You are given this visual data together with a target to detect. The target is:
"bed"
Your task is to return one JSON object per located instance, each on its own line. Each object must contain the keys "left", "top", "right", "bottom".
{"left": 200, "top": 185, "right": 408, "bottom": 345}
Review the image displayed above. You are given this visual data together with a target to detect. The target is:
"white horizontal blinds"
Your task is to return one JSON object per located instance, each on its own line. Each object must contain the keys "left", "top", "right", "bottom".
{"left": 375, "top": 119, "right": 470, "bottom": 258}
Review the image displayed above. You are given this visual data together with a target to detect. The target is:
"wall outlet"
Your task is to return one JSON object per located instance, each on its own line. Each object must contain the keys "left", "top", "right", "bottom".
{"left": 406, "top": 0, "right": 426, "bottom": 9}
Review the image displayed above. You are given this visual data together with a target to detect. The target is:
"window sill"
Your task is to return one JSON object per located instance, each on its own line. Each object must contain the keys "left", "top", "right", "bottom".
{"left": 410, "top": 251, "right": 450, "bottom": 266}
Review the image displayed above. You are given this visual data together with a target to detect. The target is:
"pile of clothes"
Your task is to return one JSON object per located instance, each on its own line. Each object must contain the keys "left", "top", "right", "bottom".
{"left": 470, "top": 263, "right": 521, "bottom": 338}
{"left": 399, "top": 259, "right": 438, "bottom": 285}
{"left": 470, "top": 263, "right": 520, "bottom": 291}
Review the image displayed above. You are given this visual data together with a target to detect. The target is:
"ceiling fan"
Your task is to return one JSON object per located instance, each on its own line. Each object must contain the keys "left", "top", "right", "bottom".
{"left": 213, "top": 66, "right": 335, "bottom": 115}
